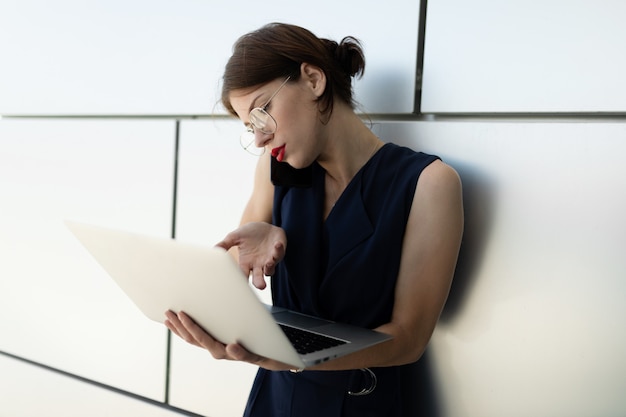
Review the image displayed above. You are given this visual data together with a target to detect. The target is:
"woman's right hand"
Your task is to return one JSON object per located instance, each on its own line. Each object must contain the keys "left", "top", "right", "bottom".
{"left": 216, "top": 222, "right": 287, "bottom": 290}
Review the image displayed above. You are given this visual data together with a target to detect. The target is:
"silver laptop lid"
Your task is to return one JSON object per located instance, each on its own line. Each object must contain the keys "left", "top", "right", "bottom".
{"left": 66, "top": 220, "right": 304, "bottom": 368}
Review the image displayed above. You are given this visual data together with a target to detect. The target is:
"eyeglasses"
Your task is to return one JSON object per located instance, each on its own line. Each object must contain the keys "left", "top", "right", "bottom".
{"left": 240, "top": 76, "right": 291, "bottom": 156}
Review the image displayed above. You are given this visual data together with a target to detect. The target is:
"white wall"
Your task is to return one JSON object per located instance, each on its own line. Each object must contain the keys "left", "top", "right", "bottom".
{"left": 1, "top": 1, "right": 625, "bottom": 416}
{"left": 0, "top": 0, "right": 419, "bottom": 115}
{"left": 170, "top": 120, "right": 263, "bottom": 417}
{"left": 380, "top": 120, "right": 626, "bottom": 416}
{"left": 0, "top": 120, "right": 175, "bottom": 400}
{"left": 0, "top": 354, "right": 192, "bottom": 417}
{"left": 422, "top": 0, "right": 626, "bottom": 113}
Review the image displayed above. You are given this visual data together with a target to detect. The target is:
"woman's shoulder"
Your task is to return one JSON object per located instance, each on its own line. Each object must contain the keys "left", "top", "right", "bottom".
{"left": 369, "top": 143, "right": 441, "bottom": 180}
{"left": 420, "top": 159, "right": 462, "bottom": 191}
{"left": 378, "top": 142, "right": 440, "bottom": 165}
{"left": 375, "top": 143, "right": 461, "bottom": 197}
{"left": 414, "top": 159, "right": 463, "bottom": 211}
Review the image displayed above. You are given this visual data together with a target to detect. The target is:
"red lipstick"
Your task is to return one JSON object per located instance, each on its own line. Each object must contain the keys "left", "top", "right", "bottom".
{"left": 271, "top": 145, "right": 286, "bottom": 162}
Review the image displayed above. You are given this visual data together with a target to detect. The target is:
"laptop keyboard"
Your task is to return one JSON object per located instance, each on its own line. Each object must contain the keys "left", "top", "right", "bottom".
{"left": 279, "top": 324, "right": 347, "bottom": 355}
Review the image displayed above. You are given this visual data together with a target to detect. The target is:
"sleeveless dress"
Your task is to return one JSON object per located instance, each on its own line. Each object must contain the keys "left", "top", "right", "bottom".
{"left": 243, "top": 143, "right": 440, "bottom": 417}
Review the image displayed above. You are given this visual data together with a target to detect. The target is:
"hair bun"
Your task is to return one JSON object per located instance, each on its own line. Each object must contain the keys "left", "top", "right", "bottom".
{"left": 323, "top": 37, "right": 365, "bottom": 79}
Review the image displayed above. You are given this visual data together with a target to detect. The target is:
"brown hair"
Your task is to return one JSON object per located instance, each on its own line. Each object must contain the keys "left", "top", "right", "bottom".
{"left": 221, "top": 23, "right": 365, "bottom": 119}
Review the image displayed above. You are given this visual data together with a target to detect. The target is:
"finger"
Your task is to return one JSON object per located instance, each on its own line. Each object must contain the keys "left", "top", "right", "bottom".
{"left": 164, "top": 319, "right": 181, "bottom": 338}
{"left": 165, "top": 311, "right": 200, "bottom": 346}
{"left": 225, "top": 343, "right": 263, "bottom": 364}
{"left": 165, "top": 310, "right": 185, "bottom": 333}
{"left": 264, "top": 260, "right": 276, "bottom": 277}
{"left": 215, "top": 239, "right": 234, "bottom": 251}
{"left": 215, "top": 231, "right": 240, "bottom": 251}
{"left": 251, "top": 266, "right": 267, "bottom": 290}
{"left": 264, "top": 242, "right": 285, "bottom": 276}
{"left": 178, "top": 312, "right": 229, "bottom": 359}
{"left": 225, "top": 344, "right": 292, "bottom": 371}
{"left": 274, "top": 241, "right": 286, "bottom": 259}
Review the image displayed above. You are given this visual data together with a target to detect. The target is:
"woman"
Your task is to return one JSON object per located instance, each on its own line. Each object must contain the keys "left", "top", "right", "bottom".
{"left": 165, "top": 23, "right": 464, "bottom": 416}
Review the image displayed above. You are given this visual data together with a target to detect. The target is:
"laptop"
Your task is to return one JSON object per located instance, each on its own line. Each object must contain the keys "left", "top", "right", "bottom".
{"left": 65, "top": 221, "right": 391, "bottom": 369}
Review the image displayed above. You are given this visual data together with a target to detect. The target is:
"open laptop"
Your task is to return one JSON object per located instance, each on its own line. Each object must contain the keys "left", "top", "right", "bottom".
{"left": 66, "top": 221, "right": 391, "bottom": 369}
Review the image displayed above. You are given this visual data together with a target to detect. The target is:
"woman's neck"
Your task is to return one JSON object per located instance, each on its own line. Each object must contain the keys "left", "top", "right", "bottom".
{"left": 316, "top": 106, "right": 383, "bottom": 188}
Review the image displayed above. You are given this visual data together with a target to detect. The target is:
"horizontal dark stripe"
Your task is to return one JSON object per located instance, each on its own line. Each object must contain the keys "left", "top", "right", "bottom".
{"left": 0, "top": 350, "right": 205, "bottom": 417}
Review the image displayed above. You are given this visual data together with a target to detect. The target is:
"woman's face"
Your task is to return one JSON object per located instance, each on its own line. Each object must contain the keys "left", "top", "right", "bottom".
{"left": 229, "top": 77, "right": 324, "bottom": 169}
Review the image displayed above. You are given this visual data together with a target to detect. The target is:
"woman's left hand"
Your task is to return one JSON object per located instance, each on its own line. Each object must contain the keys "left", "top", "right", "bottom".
{"left": 164, "top": 310, "right": 292, "bottom": 371}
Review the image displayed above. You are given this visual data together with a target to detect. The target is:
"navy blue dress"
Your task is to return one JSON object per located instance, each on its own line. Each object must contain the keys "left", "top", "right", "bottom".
{"left": 243, "top": 143, "right": 440, "bottom": 417}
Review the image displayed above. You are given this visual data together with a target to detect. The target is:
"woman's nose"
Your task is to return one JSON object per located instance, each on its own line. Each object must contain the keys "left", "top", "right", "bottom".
{"left": 254, "top": 130, "right": 273, "bottom": 148}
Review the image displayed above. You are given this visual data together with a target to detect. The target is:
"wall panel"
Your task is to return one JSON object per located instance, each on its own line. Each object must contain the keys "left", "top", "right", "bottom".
{"left": 378, "top": 120, "right": 626, "bottom": 416}
{"left": 0, "top": 119, "right": 175, "bottom": 400}
{"left": 0, "top": 0, "right": 420, "bottom": 115}
{"left": 170, "top": 119, "right": 267, "bottom": 416}
{"left": 0, "top": 355, "right": 190, "bottom": 417}
{"left": 422, "top": 0, "right": 626, "bottom": 113}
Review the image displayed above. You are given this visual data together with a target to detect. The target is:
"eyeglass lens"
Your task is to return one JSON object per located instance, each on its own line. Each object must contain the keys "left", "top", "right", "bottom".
{"left": 240, "top": 130, "right": 265, "bottom": 156}
{"left": 239, "top": 76, "right": 290, "bottom": 156}
{"left": 249, "top": 109, "right": 276, "bottom": 134}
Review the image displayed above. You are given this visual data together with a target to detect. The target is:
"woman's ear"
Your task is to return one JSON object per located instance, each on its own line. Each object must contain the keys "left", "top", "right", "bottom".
{"left": 300, "top": 62, "right": 326, "bottom": 98}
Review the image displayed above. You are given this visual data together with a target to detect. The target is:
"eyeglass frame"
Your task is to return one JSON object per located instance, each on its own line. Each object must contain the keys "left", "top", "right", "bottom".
{"left": 240, "top": 76, "right": 291, "bottom": 155}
